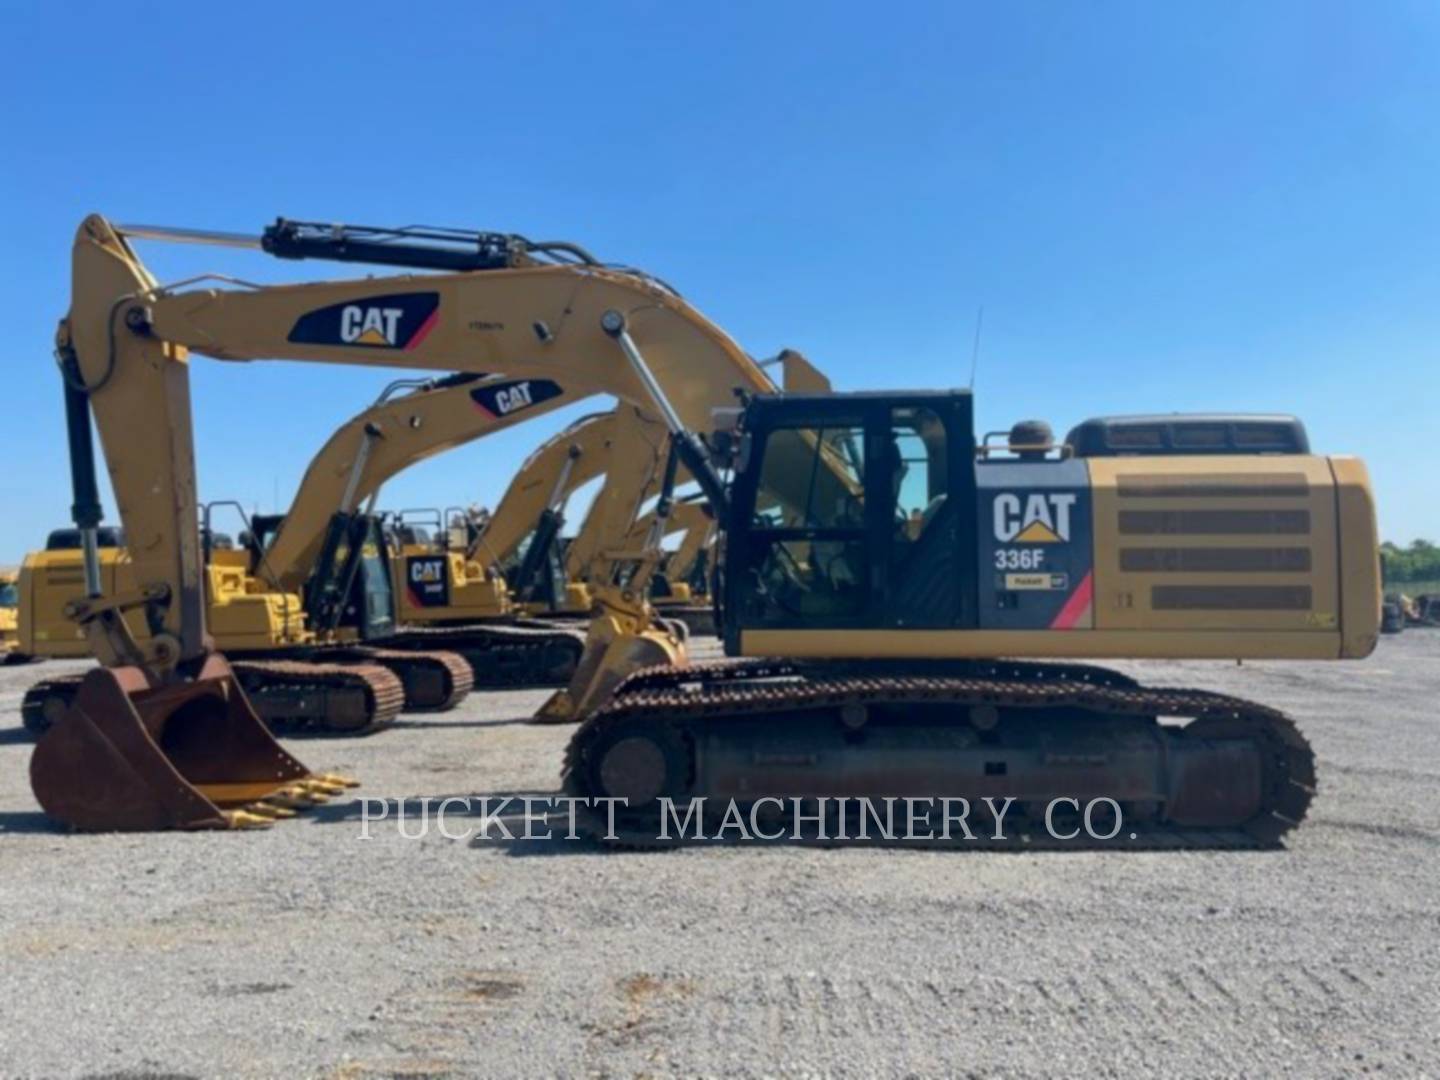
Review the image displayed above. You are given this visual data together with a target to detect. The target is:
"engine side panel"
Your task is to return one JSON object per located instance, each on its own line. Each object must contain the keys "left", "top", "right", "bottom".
{"left": 1087, "top": 455, "right": 1341, "bottom": 635}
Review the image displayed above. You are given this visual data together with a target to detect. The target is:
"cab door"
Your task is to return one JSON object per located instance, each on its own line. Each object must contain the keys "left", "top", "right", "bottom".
{"left": 728, "top": 406, "right": 876, "bottom": 632}
{"left": 874, "top": 403, "right": 971, "bottom": 629}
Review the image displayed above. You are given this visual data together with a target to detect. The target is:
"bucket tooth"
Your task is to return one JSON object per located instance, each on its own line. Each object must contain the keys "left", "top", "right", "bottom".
{"left": 28, "top": 654, "right": 324, "bottom": 832}
{"left": 265, "top": 792, "right": 319, "bottom": 810}
{"left": 245, "top": 803, "right": 296, "bottom": 820}
{"left": 299, "top": 779, "right": 346, "bottom": 797}
{"left": 224, "top": 809, "right": 277, "bottom": 830}
{"left": 317, "top": 773, "right": 361, "bottom": 789}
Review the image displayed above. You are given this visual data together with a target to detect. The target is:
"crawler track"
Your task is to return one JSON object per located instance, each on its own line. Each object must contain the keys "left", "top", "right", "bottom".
{"left": 232, "top": 659, "right": 405, "bottom": 734}
{"left": 384, "top": 622, "right": 586, "bottom": 688}
{"left": 324, "top": 646, "right": 473, "bottom": 712}
{"left": 22, "top": 660, "right": 407, "bottom": 737}
{"left": 562, "top": 658, "right": 1315, "bottom": 850}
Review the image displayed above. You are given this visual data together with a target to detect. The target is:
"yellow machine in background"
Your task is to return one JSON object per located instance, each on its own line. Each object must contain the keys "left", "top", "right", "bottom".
{"left": 1, "top": 566, "right": 25, "bottom": 660}
{"left": 19, "top": 369, "right": 615, "bottom": 733}
{"left": 16, "top": 527, "right": 416, "bottom": 733}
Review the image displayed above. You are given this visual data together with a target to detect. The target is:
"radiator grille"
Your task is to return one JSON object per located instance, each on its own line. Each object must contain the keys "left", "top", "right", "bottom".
{"left": 1116, "top": 473, "right": 1310, "bottom": 498}
{"left": 1152, "top": 585, "right": 1313, "bottom": 610}
{"left": 1119, "top": 509, "right": 1310, "bottom": 535}
{"left": 1121, "top": 547, "right": 1312, "bottom": 573}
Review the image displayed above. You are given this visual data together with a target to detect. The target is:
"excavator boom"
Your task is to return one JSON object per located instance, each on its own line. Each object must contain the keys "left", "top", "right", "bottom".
{"left": 33, "top": 214, "right": 784, "bottom": 828}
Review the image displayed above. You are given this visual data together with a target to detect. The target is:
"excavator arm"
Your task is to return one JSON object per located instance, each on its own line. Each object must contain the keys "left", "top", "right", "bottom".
{"left": 627, "top": 499, "right": 716, "bottom": 589}
{"left": 475, "top": 410, "right": 623, "bottom": 570}
{"left": 259, "top": 371, "right": 596, "bottom": 596}
{"left": 63, "top": 214, "right": 779, "bottom": 668}
{"left": 36, "top": 214, "right": 818, "bottom": 828}
{"left": 563, "top": 406, "right": 674, "bottom": 583}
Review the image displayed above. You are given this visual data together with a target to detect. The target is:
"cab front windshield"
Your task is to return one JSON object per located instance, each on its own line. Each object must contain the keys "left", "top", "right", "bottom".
{"left": 747, "top": 424, "right": 868, "bottom": 620}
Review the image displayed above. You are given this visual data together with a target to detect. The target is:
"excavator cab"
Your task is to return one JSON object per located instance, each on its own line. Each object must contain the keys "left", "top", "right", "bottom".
{"left": 722, "top": 391, "right": 976, "bottom": 651}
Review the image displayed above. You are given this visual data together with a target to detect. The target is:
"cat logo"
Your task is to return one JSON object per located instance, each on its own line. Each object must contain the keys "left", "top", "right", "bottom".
{"left": 410, "top": 559, "right": 444, "bottom": 585}
{"left": 993, "top": 492, "right": 1077, "bottom": 544}
{"left": 341, "top": 306, "right": 403, "bottom": 346}
{"left": 470, "top": 378, "right": 566, "bottom": 418}
{"left": 492, "top": 381, "right": 534, "bottom": 415}
{"left": 287, "top": 291, "right": 440, "bottom": 350}
{"left": 405, "top": 555, "right": 450, "bottom": 607}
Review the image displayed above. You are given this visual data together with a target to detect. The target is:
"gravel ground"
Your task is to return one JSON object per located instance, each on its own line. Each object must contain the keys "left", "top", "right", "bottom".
{"left": 1, "top": 634, "right": 1438, "bottom": 1079}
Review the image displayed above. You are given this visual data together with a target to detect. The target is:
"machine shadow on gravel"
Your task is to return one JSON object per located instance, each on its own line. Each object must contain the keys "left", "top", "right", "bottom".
{"left": 0, "top": 810, "right": 59, "bottom": 834}
{"left": 303, "top": 789, "right": 1297, "bottom": 856}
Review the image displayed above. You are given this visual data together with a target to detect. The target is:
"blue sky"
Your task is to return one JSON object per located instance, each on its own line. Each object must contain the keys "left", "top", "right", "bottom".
{"left": 3, "top": 0, "right": 1438, "bottom": 562}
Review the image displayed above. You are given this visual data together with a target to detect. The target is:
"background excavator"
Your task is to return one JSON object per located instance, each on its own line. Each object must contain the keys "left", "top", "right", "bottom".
{"left": 1, "top": 567, "right": 26, "bottom": 661}
{"left": 31, "top": 214, "right": 1379, "bottom": 845}
{"left": 473, "top": 352, "right": 827, "bottom": 631}
{"left": 18, "top": 366, "right": 609, "bottom": 734}
{"left": 628, "top": 497, "right": 718, "bottom": 619}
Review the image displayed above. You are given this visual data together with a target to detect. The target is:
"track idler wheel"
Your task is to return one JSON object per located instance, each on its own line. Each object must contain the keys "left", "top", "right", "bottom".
{"left": 29, "top": 653, "right": 338, "bottom": 832}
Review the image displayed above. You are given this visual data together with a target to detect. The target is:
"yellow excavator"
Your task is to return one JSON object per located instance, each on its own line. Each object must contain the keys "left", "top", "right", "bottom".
{"left": 30, "top": 215, "right": 1378, "bottom": 844}
{"left": 1, "top": 567, "right": 27, "bottom": 661}
{"left": 476, "top": 352, "right": 826, "bottom": 630}
{"left": 18, "top": 366, "right": 651, "bottom": 733}
{"left": 236, "top": 369, "right": 599, "bottom": 686}
{"left": 19, "top": 366, "right": 601, "bottom": 733}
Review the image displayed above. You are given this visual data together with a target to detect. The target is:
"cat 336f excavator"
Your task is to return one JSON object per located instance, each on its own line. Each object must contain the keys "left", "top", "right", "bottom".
{"left": 30, "top": 214, "right": 1378, "bottom": 842}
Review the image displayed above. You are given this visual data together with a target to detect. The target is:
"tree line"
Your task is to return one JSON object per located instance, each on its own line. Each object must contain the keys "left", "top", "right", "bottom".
{"left": 1381, "top": 539, "right": 1440, "bottom": 585}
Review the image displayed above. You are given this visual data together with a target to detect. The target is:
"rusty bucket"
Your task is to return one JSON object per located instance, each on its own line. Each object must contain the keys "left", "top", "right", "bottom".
{"left": 30, "top": 653, "right": 336, "bottom": 831}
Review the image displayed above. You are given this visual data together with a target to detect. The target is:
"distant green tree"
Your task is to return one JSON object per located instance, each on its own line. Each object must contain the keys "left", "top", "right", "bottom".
{"left": 1381, "top": 539, "right": 1440, "bottom": 584}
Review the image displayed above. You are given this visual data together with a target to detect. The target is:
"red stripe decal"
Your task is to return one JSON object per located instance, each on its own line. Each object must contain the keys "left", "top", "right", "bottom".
{"left": 404, "top": 309, "right": 439, "bottom": 350}
{"left": 1050, "top": 570, "right": 1094, "bottom": 630}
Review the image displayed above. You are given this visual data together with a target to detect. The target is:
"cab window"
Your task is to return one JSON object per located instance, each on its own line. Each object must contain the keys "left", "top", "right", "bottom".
{"left": 882, "top": 406, "right": 957, "bottom": 626}
{"left": 745, "top": 423, "right": 868, "bottom": 624}
{"left": 754, "top": 425, "right": 865, "bottom": 529}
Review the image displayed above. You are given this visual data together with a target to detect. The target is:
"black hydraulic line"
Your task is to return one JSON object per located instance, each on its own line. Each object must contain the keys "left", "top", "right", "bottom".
{"left": 672, "top": 433, "right": 729, "bottom": 522}
{"left": 653, "top": 438, "right": 682, "bottom": 523}
{"left": 511, "top": 511, "right": 566, "bottom": 606}
{"left": 60, "top": 356, "right": 103, "bottom": 535}
{"left": 58, "top": 349, "right": 107, "bottom": 600}
{"left": 259, "top": 219, "right": 601, "bottom": 273}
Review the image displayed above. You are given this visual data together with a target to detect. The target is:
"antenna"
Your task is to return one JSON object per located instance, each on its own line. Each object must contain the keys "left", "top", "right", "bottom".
{"left": 968, "top": 305, "right": 985, "bottom": 391}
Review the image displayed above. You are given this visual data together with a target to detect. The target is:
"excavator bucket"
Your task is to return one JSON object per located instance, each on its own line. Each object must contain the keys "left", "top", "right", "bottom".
{"left": 534, "top": 610, "right": 686, "bottom": 724}
{"left": 29, "top": 653, "right": 348, "bottom": 831}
